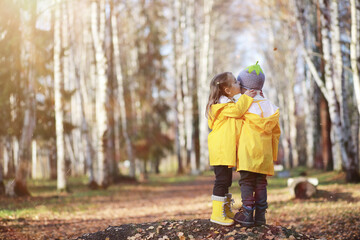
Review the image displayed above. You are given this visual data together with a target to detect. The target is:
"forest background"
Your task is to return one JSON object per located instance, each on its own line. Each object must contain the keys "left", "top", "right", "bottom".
{"left": 0, "top": 0, "right": 360, "bottom": 195}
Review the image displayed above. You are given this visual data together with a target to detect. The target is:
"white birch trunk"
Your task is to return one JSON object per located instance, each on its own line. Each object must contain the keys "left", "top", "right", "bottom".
{"left": 14, "top": 1, "right": 37, "bottom": 195}
{"left": 111, "top": 13, "right": 135, "bottom": 177}
{"left": 349, "top": 0, "right": 360, "bottom": 177}
{"left": 3, "top": 139, "right": 9, "bottom": 176}
{"left": 187, "top": 0, "right": 198, "bottom": 174}
{"left": 124, "top": 4, "right": 139, "bottom": 177}
{"left": 4, "top": 137, "right": 14, "bottom": 177}
{"left": 184, "top": 0, "right": 197, "bottom": 174}
{"left": 81, "top": 5, "right": 95, "bottom": 182}
{"left": 198, "top": 0, "right": 213, "bottom": 171}
{"left": 208, "top": 13, "right": 216, "bottom": 77}
{"left": 330, "top": 0, "right": 342, "bottom": 101}
{"left": 288, "top": 78, "right": 298, "bottom": 167}
{"left": 283, "top": 18, "right": 298, "bottom": 167}
{"left": 303, "top": 69, "right": 315, "bottom": 168}
{"left": 173, "top": 0, "right": 185, "bottom": 173}
{"left": 61, "top": 0, "right": 75, "bottom": 176}
{"left": 65, "top": 135, "right": 76, "bottom": 175}
{"left": 350, "top": 0, "right": 360, "bottom": 114}
{"left": 54, "top": 0, "right": 66, "bottom": 191}
{"left": 279, "top": 93, "right": 291, "bottom": 168}
{"left": 331, "top": 0, "right": 356, "bottom": 172}
{"left": 319, "top": 0, "right": 347, "bottom": 171}
{"left": 68, "top": 0, "right": 84, "bottom": 175}
{"left": 13, "top": 138, "right": 19, "bottom": 170}
{"left": 31, "top": 140, "right": 37, "bottom": 179}
{"left": 91, "top": 0, "right": 108, "bottom": 186}
{"left": 294, "top": 0, "right": 330, "bottom": 101}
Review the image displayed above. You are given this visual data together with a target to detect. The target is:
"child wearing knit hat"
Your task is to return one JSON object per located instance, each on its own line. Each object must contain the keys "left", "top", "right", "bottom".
{"left": 233, "top": 62, "right": 281, "bottom": 227}
{"left": 206, "top": 72, "right": 257, "bottom": 226}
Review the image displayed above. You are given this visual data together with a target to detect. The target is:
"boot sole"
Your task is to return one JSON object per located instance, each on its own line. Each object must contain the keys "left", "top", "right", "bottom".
{"left": 255, "top": 221, "right": 266, "bottom": 226}
{"left": 210, "top": 219, "right": 234, "bottom": 226}
{"left": 234, "top": 219, "right": 254, "bottom": 227}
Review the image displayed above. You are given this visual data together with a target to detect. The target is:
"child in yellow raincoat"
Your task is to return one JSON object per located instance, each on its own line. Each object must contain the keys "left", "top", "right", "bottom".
{"left": 206, "top": 72, "right": 257, "bottom": 226}
{"left": 233, "top": 62, "right": 281, "bottom": 227}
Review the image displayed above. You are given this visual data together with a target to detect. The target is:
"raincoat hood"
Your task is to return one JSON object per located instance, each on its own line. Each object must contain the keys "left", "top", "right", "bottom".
{"left": 244, "top": 109, "right": 280, "bottom": 134}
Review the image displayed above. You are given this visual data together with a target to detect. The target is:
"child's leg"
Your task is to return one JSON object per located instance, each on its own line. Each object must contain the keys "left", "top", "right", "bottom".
{"left": 211, "top": 166, "right": 234, "bottom": 225}
{"left": 254, "top": 174, "right": 268, "bottom": 209}
{"left": 254, "top": 173, "right": 268, "bottom": 226}
{"left": 238, "top": 170, "right": 256, "bottom": 207}
{"left": 213, "top": 166, "right": 233, "bottom": 196}
{"left": 234, "top": 171, "right": 255, "bottom": 226}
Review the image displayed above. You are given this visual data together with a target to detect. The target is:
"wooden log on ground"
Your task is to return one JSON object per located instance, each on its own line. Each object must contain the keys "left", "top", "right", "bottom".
{"left": 287, "top": 177, "right": 318, "bottom": 199}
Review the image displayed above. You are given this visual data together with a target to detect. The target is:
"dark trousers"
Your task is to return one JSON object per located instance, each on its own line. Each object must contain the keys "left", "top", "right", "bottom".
{"left": 213, "top": 166, "right": 233, "bottom": 197}
{"left": 238, "top": 171, "right": 268, "bottom": 209}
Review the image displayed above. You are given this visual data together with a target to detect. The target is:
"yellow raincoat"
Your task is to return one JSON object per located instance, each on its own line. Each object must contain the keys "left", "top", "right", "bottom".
{"left": 236, "top": 102, "right": 281, "bottom": 176}
{"left": 208, "top": 94, "right": 253, "bottom": 167}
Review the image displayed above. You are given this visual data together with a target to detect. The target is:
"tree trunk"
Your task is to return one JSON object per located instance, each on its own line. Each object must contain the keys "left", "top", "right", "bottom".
{"left": 105, "top": 1, "right": 117, "bottom": 182}
{"left": 15, "top": 0, "right": 38, "bottom": 196}
{"left": 61, "top": 0, "right": 72, "bottom": 176}
{"left": 4, "top": 137, "right": 15, "bottom": 178}
{"left": 111, "top": 11, "right": 135, "bottom": 178}
{"left": 80, "top": 3, "right": 96, "bottom": 185}
{"left": 350, "top": 0, "right": 360, "bottom": 115}
{"left": 0, "top": 160, "right": 4, "bottom": 195}
{"left": 31, "top": 140, "right": 37, "bottom": 179}
{"left": 54, "top": 0, "right": 66, "bottom": 191}
{"left": 172, "top": 0, "right": 185, "bottom": 174}
{"left": 186, "top": 0, "right": 198, "bottom": 174}
{"left": 288, "top": 66, "right": 298, "bottom": 167}
{"left": 349, "top": 0, "right": 360, "bottom": 181}
{"left": 198, "top": 0, "right": 213, "bottom": 171}
{"left": 319, "top": 0, "right": 346, "bottom": 171}
{"left": 91, "top": 0, "right": 109, "bottom": 187}
{"left": 68, "top": 0, "right": 84, "bottom": 176}
{"left": 303, "top": 69, "right": 316, "bottom": 168}
{"left": 320, "top": 96, "right": 333, "bottom": 170}
{"left": 123, "top": 3, "right": 139, "bottom": 178}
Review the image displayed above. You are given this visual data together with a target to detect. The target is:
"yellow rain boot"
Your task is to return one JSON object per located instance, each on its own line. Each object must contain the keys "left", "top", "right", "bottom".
{"left": 210, "top": 195, "right": 235, "bottom": 226}
{"left": 225, "top": 193, "right": 235, "bottom": 219}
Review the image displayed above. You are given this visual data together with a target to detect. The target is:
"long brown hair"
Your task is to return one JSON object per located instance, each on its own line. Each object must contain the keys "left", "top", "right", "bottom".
{"left": 205, "top": 72, "right": 235, "bottom": 119}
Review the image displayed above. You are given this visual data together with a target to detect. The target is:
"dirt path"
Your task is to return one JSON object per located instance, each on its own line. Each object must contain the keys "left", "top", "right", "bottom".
{"left": 1, "top": 173, "right": 360, "bottom": 240}
{"left": 1, "top": 175, "right": 214, "bottom": 240}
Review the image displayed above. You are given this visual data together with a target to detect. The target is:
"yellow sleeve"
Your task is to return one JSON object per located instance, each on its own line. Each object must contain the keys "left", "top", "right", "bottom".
{"left": 272, "top": 121, "right": 281, "bottom": 162}
{"left": 221, "top": 94, "right": 253, "bottom": 118}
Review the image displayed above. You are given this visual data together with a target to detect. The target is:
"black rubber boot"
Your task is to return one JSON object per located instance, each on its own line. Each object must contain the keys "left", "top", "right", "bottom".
{"left": 255, "top": 207, "right": 266, "bottom": 226}
{"left": 234, "top": 205, "right": 254, "bottom": 227}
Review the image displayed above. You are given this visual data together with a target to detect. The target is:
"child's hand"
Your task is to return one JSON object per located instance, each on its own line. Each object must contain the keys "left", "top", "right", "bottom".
{"left": 244, "top": 89, "right": 257, "bottom": 98}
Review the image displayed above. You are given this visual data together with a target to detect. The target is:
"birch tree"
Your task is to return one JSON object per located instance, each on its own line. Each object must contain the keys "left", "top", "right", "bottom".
{"left": 79, "top": 3, "right": 96, "bottom": 185}
{"left": 321, "top": 0, "right": 345, "bottom": 171}
{"left": 91, "top": 0, "right": 109, "bottom": 187}
{"left": 54, "top": 0, "right": 66, "bottom": 191}
{"left": 198, "top": 0, "right": 214, "bottom": 171}
{"left": 185, "top": 0, "right": 197, "bottom": 174}
{"left": 172, "top": 0, "right": 185, "bottom": 174}
{"left": 111, "top": 6, "right": 134, "bottom": 179}
{"left": 350, "top": 0, "right": 360, "bottom": 114}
